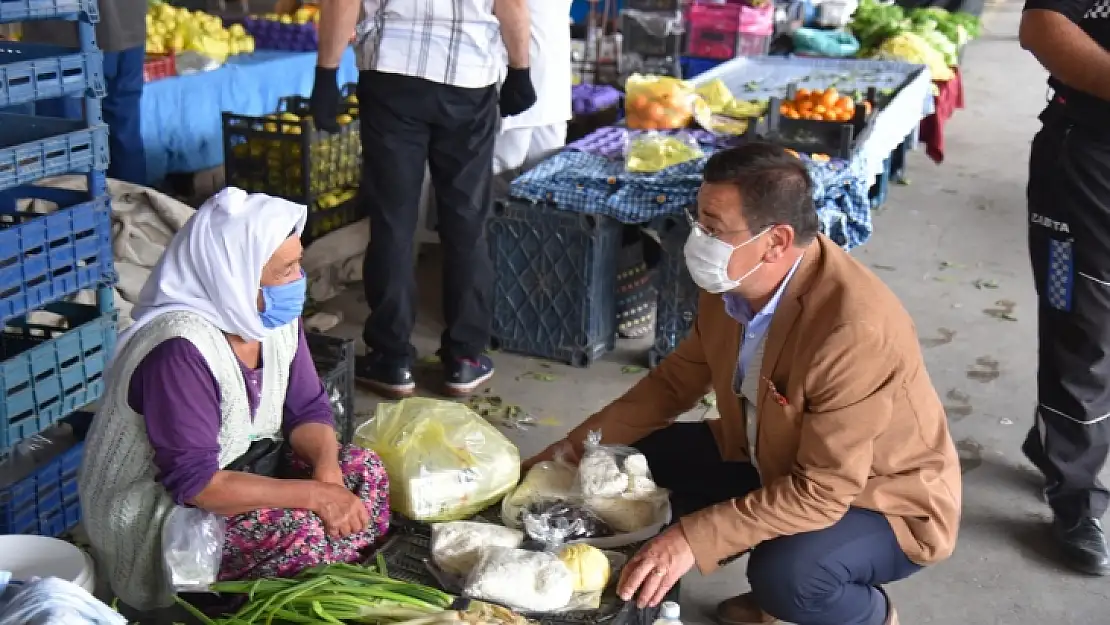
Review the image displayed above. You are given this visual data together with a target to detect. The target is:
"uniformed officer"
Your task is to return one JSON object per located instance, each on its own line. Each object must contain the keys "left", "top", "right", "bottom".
{"left": 1019, "top": 0, "right": 1110, "bottom": 575}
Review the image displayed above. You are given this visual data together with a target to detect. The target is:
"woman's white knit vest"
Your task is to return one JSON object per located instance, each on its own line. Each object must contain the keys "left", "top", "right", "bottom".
{"left": 78, "top": 311, "right": 299, "bottom": 610}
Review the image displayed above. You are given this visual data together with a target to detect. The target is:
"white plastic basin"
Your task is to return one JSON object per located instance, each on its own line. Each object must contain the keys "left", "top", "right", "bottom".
{"left": 0, "top": 535, "right": 91, "bottom": 589}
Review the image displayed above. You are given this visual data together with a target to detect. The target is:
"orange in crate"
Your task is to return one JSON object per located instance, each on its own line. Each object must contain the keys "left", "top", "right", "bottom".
{"left": 778, "top": 88, "right": 860, "bottom": 122}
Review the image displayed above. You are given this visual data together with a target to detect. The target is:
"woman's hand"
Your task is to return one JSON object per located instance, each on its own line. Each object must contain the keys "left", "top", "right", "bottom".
{"left": 618, "top": 526, "right": 696, "bottom": 608}
{"left": 313, "top": 462, "right": 346, "bottom": 489}
{"left": 310, "top": 482, "right": 369, "bottom": 538}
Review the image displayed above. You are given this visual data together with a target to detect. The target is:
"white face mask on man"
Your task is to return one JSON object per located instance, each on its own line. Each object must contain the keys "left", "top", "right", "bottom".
{"left": 683, "top": 224, "right": 769, "bottom": 294}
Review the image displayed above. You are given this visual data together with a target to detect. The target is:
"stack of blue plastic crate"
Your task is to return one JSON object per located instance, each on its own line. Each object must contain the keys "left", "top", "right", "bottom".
{"left": 0, "top": 0, "right": 117, "bottom": 537}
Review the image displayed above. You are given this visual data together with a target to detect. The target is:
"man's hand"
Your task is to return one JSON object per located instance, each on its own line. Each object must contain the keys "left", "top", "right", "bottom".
{"left": 499, "top": 67, "right": 537, "bottom": 118}
{"left": 310, "top": 482, "right": 369, "bottom": 537}
{"left": 523, "top": 438, "right": 580, "bottom": 470}
{"left": 618, "top": 526, "right": 696, "bottom": 608}
{"left": 310, "top": 67, "right": 341, "bottom": 133}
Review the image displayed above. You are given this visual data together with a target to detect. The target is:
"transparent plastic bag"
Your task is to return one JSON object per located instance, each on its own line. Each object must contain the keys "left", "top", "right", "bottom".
{"left": 624, "top": 74, "right": 697, "bottom": 130}
{"left": 625, "top": 131, "right": 704, "bottom": 173}
{"left": 565, "top": 431, "right": 672, "bottom": 546}
{"left": 161, "top": 506, "right": 226, "bottom": 592}
{"left": 431, "top": 521, "right": 524, "bottom": 577}
{"left": 354, "top": 397, "right": 521, "bottom": 521}
{"left": 462, "top": 547, "right": 575, "bottom": 613}
{"left": 501, "top": 461, "right": 577, "bottom": 528}
{"left": 622, "top": 9, "right": 685, "bottom": 37}
{"left": 453, "top": 545, "right": 628, "bottom": 613}
{"left": 522, "top": 499, "right": 614, "bottom": 549}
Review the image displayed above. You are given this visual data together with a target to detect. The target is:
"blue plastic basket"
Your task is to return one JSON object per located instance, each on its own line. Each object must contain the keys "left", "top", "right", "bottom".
{"left": 0, "top": 113, "right": 109, "bottom": 191}
{"left": 0, "top": 0, "right": 98, "bottom": 23}
{"left": 488, "top": 199, "right": 620, "bottom": 367}
{"left": 0, "top": 439, "right": 82, "bottom": 535}
{"left": 0, "top": 302, "right": 116, "bottom": 449}
{"left": 0, "top": 42, "right": 105, "bottom": 107}
{"left": 0, "top": 186, "right": 114, "bottom": 326}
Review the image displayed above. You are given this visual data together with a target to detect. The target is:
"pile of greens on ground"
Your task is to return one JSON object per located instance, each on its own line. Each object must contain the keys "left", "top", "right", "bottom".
{"left": 850, "top": 0, "right": 983, "bottom": 65}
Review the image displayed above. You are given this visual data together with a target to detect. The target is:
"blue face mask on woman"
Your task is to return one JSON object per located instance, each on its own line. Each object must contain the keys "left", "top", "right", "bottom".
{"left": 259, "top": 274, "right": 307, "bottom": 329}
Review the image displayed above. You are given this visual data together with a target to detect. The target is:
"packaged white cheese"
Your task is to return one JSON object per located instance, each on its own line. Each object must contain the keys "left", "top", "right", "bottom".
{"left": 431, "top": 521, "right": 524, "bottom": 577}
{"left": 462, "top": 547, "right": 575, "bottom": 612}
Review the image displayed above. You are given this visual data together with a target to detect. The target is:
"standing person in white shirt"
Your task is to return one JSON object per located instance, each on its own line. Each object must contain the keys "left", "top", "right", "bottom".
{"left": 310, "top": 0, "right": 536, "bottom": 399}
{"left": 492, "top": 0, "right": 573, "bottom": 176}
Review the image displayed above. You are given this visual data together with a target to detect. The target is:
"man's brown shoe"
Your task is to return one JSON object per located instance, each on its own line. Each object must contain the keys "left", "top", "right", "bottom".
{"left": 715, "top": 593, "right": 777, "bottom": 625}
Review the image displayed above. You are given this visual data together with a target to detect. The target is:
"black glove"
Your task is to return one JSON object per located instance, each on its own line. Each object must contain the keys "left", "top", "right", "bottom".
{"left": 310, "top": 66, "right": 341, "bottom": 133}
{"left": 499, "top": 67, "right": 537, "bottom": 118}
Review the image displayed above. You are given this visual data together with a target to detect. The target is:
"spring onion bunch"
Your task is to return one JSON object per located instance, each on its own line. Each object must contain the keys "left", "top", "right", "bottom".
{"left": 175, "top": 558, "right": 525, "bottom": 625}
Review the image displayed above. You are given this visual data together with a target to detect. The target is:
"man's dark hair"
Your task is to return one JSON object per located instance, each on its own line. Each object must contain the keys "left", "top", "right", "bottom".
{"left": 702, "top": 142, "right": 819, "bottom": 245}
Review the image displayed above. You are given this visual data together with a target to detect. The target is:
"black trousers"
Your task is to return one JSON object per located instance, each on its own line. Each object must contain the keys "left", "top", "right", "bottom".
{"left": 634, "top": 423, "right": 919, "bottom": 625}
{"left": 357, "top": 71, "right": 499, "bottom": 363}
{"left": 1024, "top": 106, "right": 1110, "bottom": 521}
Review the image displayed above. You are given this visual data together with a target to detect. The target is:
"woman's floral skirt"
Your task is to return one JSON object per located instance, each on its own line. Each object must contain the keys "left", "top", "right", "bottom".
{"left": 218, "top": 445, "right": 390, "bottom": 580}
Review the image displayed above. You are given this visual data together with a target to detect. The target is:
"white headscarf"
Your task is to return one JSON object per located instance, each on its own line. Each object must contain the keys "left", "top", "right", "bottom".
{"left": 116, "top": 188, "right": 308, "bottom": 355}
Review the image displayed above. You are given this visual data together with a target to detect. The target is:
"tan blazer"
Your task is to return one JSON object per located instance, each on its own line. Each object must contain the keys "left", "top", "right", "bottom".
{"left": 564, "top": 234, "right": 962, "bottom": 574}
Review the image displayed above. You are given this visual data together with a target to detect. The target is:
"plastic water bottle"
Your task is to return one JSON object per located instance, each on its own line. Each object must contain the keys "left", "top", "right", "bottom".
{"left": 652, "top": 601, "right": 682, "bottom": 625}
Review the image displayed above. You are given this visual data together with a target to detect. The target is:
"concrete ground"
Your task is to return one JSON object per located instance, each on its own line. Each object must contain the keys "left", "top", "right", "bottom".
{"left": 320, "top": 3, "right": 1110, "bottom": 622}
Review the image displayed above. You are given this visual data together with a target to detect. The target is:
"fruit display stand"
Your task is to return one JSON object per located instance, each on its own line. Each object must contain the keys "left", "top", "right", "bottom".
{"left": 640, "top": 55, "right": 932, "bottom": 364}
{"left": 498, "top": 55, "right": 927, "bottom": 367}
{"left": 692, "top": 56, "right": 932, "bottom": 186}
{"left": 139, "top": 46, "right": 358, "bottom": 187}
{"left": 0, "top": 0, "right": 117, "bottom": 537}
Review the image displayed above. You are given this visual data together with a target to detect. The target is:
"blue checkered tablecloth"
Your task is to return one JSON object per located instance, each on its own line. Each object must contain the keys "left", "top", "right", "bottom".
{"left": 509, "top": 148, "right": 873, "bottom": 250}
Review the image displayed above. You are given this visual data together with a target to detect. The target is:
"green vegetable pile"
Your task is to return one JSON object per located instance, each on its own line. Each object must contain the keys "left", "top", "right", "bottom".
{"left": 175, "top": 560, "right": 528, "bottom": 625}
{"left": 850, "top": 0, "right": 983, "bottom": 67}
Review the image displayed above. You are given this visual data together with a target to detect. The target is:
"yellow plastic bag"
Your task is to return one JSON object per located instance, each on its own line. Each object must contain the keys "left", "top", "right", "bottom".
{"left": 624, "top": 74, "right": 697, "bottom": 130}
{"left": 625, "top": 132, "right": 704, "bottom": 173}
{"left": 354, "top": 397, "right": 521, "bottom": 522}
{"left": 694, "top": 79, "right": 735, "bottom": 114}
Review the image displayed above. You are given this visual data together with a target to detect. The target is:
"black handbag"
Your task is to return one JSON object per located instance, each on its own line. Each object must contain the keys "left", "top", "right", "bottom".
{"left": 225, "top": 438, "right": 290, "bottom": 478}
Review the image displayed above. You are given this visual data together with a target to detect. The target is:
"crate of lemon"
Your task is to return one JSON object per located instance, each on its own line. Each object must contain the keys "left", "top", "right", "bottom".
{"left": 223, "top": 84, "right": 363, "bottom": 244}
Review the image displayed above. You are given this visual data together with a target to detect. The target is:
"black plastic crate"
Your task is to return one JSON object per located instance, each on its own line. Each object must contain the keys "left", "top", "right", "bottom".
{"left": 760, "top": 85, "right": 879, "bottom": 159}
{"left": 621, "top": 10, "right": 683, "bottom": 58}
{"left": 648, "top": 214, "right": 698, "bottom": 369}
{"left": 306, "top": 331, "right": 355, "bottom": 444}
{"left": 371, "top": 518, "right": 679, "bottom": 625}
{"left": 488, "top": 199, "right": 621, "bottom": 367}
{"left": 302, "top": 186, "right": 362, "bottom": 246}
{"left": 222, "top": 83, "right": 360, "bottom": 205}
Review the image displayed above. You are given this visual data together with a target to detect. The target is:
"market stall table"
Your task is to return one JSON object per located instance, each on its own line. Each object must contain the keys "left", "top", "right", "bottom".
{"left": 494, "top": 55, "right": 932, "bottom": 367}
{"left": 140, "top": 47, "right": 358, "bottom": 186}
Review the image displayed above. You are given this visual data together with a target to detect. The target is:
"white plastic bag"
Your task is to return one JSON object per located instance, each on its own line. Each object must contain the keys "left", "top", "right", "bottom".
{"left": 161, "top": 506, "right": 226, "bottom": 592}
{"left": 0, "top": 577, "right": 127, "bottom": 625}
{"left": 431, "top": 521, "right": 524, "bottom": 577}
{"left": 462, "top": 547, "right": 575, "bottom": 613}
